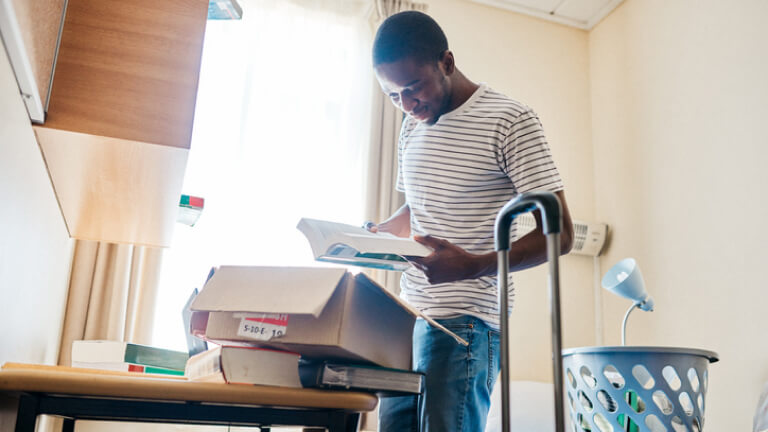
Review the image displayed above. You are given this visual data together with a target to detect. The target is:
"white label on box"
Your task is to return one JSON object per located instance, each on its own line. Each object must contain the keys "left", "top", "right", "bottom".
{"left": 234, "top": 313, "right": 289, "bottom": 341}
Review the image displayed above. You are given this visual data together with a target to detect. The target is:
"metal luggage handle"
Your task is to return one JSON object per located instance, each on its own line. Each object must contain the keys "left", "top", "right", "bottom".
{"left": 494, "top": 191, "right": 565, "bottom": 432}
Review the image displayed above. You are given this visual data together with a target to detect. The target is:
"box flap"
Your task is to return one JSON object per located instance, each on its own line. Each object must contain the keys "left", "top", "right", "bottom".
{"left": 191, "top": 266, "right": 347, "bottom": 317}
{"left": 354, "top": 274, "right": 468, "bottom": 346}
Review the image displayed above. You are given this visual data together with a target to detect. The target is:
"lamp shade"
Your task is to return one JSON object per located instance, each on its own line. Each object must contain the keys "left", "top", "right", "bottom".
{"left": 601, "top": 258, "right": 654, "bottom": 311}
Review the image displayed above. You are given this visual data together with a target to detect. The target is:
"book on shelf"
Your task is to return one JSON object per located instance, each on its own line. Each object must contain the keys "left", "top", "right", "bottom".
{"left": 298, "top": 360, "right": 424, "bottom": 396}
{"left": 296, "top": 217, "right": 432, "bottom": 271}
{"left": 185, "top": 345, "right": 302, "bottom": 387}
{"left": 71, "top": 340, "right": 188, "bottom": 373}
{"left": 177, "top": 194, "right": 205, "bottom": 227}
{"left": 207, "top": 0, "right": 243, "bottom": 20}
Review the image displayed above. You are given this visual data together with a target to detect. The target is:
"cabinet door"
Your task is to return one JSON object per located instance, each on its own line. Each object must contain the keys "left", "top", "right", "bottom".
{"left": 32, "top": 0, "right": 209, "bottom": 247}
{"left": 43, "top": 0, "right": 209, "bottom": 149}
{"left": 0, "top": 0, "right": 67, "bottom": 123}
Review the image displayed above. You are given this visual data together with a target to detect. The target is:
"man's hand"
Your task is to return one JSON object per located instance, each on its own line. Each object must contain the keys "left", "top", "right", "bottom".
{"left": 407, "top": 235, "right": 493, "bottom": 284}
{"left": 363, "top": 219, "right": 405, "bottom": 236}
{"left": 362, "top": 204, "right": 412, "bottom": 238}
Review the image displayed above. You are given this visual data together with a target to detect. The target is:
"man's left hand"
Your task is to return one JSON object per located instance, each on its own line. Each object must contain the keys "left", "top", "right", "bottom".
{"left": 407, "top": 235, "right": 487, "bottom": 284}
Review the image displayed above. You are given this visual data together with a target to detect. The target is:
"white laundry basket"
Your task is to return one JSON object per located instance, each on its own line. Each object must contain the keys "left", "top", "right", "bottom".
{"left": 561, "top": 347, "right": 718, "bottom": 432}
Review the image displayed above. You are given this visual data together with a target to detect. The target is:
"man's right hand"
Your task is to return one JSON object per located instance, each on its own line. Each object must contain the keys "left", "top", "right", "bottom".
{"left": 367, "top": 220, "right": 404, "bottom": 236}
{"left": 363, "top": 204, "right": 412, "bottom": 238}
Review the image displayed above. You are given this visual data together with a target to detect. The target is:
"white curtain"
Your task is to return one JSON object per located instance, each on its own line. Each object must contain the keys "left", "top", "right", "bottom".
{"left": 373, "top": 0, "right": 427, "bottom": 20}
{"left": 364, "top": 0, "right": 427, "bottom": 295}
{"left": 151, "top": 0, "right": 375, "bottom": 350}
{"left": 362, "top": 5, "right": 427, "bottom": 430}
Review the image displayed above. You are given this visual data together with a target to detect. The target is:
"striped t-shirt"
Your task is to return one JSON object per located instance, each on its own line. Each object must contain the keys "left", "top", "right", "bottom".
{"left": 397, "top": 84, "right": 564, "bottom": 329}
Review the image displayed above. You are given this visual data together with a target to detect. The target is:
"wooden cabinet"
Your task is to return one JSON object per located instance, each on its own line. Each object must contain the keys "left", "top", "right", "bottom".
{"left": 30, "top": 0, "right": 208, "bottom": 246}
{"left": 0, "top": 0, "right": 66, "bottom": 122}
{"left": 41, "top": 0, "right": 207, "bottom": 149}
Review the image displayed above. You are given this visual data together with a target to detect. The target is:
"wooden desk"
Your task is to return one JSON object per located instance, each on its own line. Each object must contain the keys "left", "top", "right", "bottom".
{"left": 0, "top": 363, "right": 378, "bottom": 432}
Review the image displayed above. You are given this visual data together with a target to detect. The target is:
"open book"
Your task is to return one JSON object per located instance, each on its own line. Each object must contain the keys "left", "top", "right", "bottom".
{"left": 297, "top": 218, "right": 432, "bottom": 271}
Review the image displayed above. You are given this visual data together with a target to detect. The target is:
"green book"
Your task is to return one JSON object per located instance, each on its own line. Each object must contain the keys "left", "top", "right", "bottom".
{"left": 139, "top": 365, "right": 185, "bottom": 376}
{"left": 71, "top": 340, "right": 188, "bottom": 371}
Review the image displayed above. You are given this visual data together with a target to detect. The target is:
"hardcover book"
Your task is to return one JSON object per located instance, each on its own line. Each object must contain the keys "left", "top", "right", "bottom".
{"left": 185, "top": 345, "right": 302, "bottom": 387}
{"left": 298, "top": 360, "right": 424, "bottom": 396}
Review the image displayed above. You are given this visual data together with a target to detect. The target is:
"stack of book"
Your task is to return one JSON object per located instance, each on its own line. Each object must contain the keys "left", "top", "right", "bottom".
{"left": 184, "top": 345, "right": 424, "bottom": 396}
{"left": 71, "top": 340, "right": 188, "bottom": 376}
{"left": 183, "top": 217, "right": 437, "bottom": 394}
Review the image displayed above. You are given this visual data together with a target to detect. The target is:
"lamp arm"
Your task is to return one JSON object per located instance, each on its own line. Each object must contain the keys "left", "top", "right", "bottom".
{"left": 621, "top": 302, "right": 641, "bottom": 346}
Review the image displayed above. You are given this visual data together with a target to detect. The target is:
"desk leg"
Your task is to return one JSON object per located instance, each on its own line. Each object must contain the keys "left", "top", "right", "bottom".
{"left": 15, "top": 394, "right": 39, "bottom": 432}
{"left": 62, "top": 418, "right": 75, "bottom": 432}
{"left": 345, "top": 413, "right": 361, "bottom": 432}
{"left": 326, "top": 412, "right": 360, "bottom": 432}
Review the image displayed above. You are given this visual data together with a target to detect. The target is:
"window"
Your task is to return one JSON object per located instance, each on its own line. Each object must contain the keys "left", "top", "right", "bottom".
{"left": 152, "top": 0, "right": 373, "bottom": 351}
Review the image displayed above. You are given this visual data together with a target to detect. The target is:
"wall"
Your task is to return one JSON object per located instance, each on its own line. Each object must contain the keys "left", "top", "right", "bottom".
{"left": 589, "top": 0, "right": 768, "bottom": 429}
{"left": 0, "top": 46, "right": 73, "bottom": 365}
{"left": 426, "top": 0, "right": 597, "bottom": 381}
{"left": 9, "top": 0, "right": 762, "bottom": 428}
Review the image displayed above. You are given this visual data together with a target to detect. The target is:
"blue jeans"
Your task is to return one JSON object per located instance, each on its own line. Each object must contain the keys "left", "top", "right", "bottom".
{"left": 378, "top": 315, "right": 501, "bottom": 432}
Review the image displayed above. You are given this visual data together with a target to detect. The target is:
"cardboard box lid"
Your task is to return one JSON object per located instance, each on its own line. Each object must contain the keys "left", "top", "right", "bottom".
{"left": 191, "top": 266, "right": 468, "bottom": 346}
{"left": 191, "top": 266, "right": 347, "bottom": 317}
{"left": 351, "top": 274, "right": 467, "bottom": 346}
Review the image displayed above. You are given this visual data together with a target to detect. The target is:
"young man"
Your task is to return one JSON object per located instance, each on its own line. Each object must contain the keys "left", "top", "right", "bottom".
{"left": 369, "top": 11, "right": 574, "bottom": 432}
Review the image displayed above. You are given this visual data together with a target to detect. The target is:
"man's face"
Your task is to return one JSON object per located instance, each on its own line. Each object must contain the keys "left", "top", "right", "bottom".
{"left": 374, "top": 55, "right": 452, "bottom": 125}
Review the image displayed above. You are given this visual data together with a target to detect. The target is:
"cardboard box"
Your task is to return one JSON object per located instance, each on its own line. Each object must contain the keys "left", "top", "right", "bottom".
{"left": 189, "top": 266, "right": 465, "bottom": 370}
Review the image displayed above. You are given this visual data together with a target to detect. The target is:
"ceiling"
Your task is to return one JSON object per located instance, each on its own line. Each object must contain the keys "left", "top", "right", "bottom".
{"left": 467, "top": 0, "right": 625, "bottom": 30}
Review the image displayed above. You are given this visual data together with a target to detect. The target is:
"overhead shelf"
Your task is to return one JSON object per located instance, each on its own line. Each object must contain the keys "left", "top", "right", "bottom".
{"left": 27, "top": 0, "right": 209, "bottom": 247}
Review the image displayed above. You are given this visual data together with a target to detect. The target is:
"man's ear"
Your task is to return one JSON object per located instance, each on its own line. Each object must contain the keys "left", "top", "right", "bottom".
{"left": 439, "top": 50, "right": 455, "bottom": 75}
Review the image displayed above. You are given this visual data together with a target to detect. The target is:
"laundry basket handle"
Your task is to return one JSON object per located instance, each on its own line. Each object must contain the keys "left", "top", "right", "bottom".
{"left": 494, "top": 191, "right": 565, "bottom": 432}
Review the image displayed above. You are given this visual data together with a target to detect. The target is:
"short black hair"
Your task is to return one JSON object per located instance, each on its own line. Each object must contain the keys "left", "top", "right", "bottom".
{"left": 372, "top": 11, "right": 448, "bottom": 66}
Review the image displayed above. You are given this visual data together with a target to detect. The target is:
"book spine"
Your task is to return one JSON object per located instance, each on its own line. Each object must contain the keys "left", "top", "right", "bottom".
{"left": 144, "top": 366, "right": 185, "bottom": 376}
{"left": 297, "top": 362, "right": 325, "bottom": 388}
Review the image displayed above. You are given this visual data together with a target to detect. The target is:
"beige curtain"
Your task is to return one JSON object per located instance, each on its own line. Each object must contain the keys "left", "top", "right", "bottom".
{"left": 361, "top": 4, "right": 427, "bottom": 430}
{"left": 38, "top": 241, "right": 162, "bottom": 431}
{"left": 364, "top": 0, "right": 427, "bottom": 296}
{"left": 373, "top": 0, "right": 427, "bottom": 19}
{"left": 57, "top": 240, "right": 164, "bottom": 367}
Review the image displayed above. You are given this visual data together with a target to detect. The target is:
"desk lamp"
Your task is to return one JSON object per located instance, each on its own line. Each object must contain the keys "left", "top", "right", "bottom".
{"left": 561, "top": 258, "right": 718, "bottom": 431}
{"left": 602, "top": 258, "right": 654, "bottom": 346}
